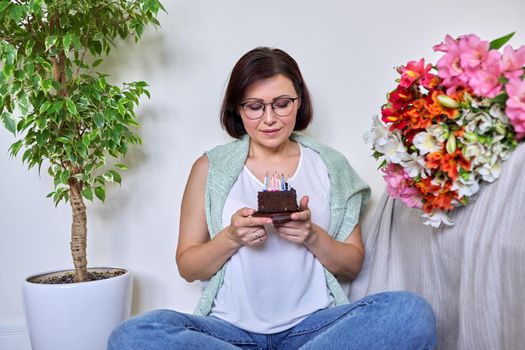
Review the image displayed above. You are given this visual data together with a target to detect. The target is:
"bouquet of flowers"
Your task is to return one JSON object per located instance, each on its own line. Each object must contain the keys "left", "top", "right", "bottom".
{"left": 366, "top": 32, "right": 525, "bottom": 227}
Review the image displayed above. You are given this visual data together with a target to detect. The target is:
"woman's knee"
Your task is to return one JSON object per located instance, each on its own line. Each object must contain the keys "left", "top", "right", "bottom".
{"left": 377, "top": 291, "right": 436, "bottom": 345}
{"left": 108, "top": 309, "right": 190, "bottom": 349}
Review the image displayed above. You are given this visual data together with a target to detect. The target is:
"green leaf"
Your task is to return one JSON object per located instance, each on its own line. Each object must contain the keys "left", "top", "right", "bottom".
{"left": 95, "top": 186, "right": 106, "bottom": 202}
{"left": 18, "top": 94, "right": 30, "bottom": 114}
{"left": 117, "top": 103, "right": 126, "bottom": 116}
{"left": 1, "top": 111, "right": 16, "bottom": 135}
{"left": 39, "top": 101, "right": 52, "bottom": 114}
{"left": 66, "top": 100, "right": 78, "bottom": 115}
{"left": 59, "top": 169, "right": 70, "bottom": 184}
{"left": 24, "top": 41, "right": 35, "bottom": 55}
{"left": 23, "top": 63, "right": 35, "bottom": 76}
{"left": 42, "top": 79, "right": 53, "bottom": 93}
{"left": 94, "top": 112, "right": 104, "bottom": 127}
{"left": 92, "top": 59, "right": 103, "bottom": 68}
{"left": 0, "top": 1, "right": 11, "bottom": 13}
{"left": 82, "top": 187, "right": 93, "bottom": 201}
{"left": 8, "top": 4, "right": 25, "bottom": 23}
{"left": 63, "top": 34, "right": 73, "bottom": 50}
{"left": 115, "top": 163, "right": 128, "bottom": 170}
{"left": 93, "top": 32, "right": 105, "bottom": 42}
{"left": 52, "top": 100, "right": 64, "bottom": 113}
{"left": 98, "top": 77, "right": 107, "bottom": 90}
{"left": 490, "top": 92, "right": 508, "bottom": 104}
{"left": 8, "top": 140, "right": 23, "bottom": 157}
{"left": 489, "top": 32, "right": 515, "bottom": 50}
{"left": 45, "top": 35, "right": 58, "bottom": 51}
{"left": 71, "top": 34, "right": 81, "bottom": 50}
{"left": 109, "top": 170, "right": 122, "bottom": 184}
{"left": 56, "top": 136, "right": 70, "bottom": 143}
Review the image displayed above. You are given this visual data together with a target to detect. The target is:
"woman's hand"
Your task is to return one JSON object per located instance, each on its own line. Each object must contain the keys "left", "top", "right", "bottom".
{"left": 274, "top": 196, "right": 316, "bottom": 245}
{"left": 228, "top": 208, "right": 273, "bottom": 247}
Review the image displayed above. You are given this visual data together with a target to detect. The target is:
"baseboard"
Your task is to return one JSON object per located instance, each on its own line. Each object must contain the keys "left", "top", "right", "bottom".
{"left": 0, "top": 319, "right": 31, "bottom": 350}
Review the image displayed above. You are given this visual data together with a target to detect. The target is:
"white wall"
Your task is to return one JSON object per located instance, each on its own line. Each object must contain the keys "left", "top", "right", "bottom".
{"left": 2, "top": 0, "right": 524, "bottom": 347}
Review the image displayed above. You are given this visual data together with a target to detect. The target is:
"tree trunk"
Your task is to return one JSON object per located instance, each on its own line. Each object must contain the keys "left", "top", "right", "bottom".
{"left": 69, "top": 178, "right": 88, "bottom": 282}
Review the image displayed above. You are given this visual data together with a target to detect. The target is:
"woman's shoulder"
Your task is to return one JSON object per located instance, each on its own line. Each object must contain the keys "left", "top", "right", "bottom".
{"left": 292, "top": 133, "right": 349, "bottom": 165}
{"left": 204, "top": 137, "right": 248, "bottom": 162}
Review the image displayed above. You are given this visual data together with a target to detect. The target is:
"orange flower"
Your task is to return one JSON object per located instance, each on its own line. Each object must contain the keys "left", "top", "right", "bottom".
{"left": 415, "top": 177, "right": 441, "bottom": 195}
{"left": 440, "top": 150, "right": 470, "bottom": 180}
{"left": 425, "top": 151, "right": 443, "bottom": 170}
{"left": 423, "top": 190, "right": 457, "bottom": 212}
{"left": 425, "top": 149, "right": 470, "bottom": 180}
{"left": 428, "top": 90, "right": 458, "bottom": 119}
{"left": 405, "top": 99, "right": 434, "bottom": 129}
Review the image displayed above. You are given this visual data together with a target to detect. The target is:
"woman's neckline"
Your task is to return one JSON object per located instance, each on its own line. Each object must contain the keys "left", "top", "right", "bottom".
{"left": 243, "top": 143, "right": 303, "bottom": 187}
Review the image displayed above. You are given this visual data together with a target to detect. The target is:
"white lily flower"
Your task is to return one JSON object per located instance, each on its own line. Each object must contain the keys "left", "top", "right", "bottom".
{"left": 413, "top": 131, "right": 442, "bottom": 155}
{"left": 381, "top": 137, "right": 410, "bottom": 164}
{"left": 426, "top": 124, "right": 448, "bottom": 142}
{"left": 489, "top": 104, "right": 509, "bottom": 123}
{"left": 422, "top": 210, "right": 454, "bottom": 227}
{"left": 401, "top": 153, "right": 429, "bottom": 178}
{"left": 463, "top": 143, "right": 484, "bottom": 161}
{"left": 479, "top": 160, "right": 502, "bottom": 182}
{"left": 451, "top": 177, "right": 480, "bottom": 197}
{"left": 364, "top": 115, "right": 389, "bottom": 147}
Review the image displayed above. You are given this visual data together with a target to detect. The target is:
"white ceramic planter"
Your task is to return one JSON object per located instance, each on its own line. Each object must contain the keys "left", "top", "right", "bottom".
{"left": 23, "top": 267, "right": 132, "bottom": 350}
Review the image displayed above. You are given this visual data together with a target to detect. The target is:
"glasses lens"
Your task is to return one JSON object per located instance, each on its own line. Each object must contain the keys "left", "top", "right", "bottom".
{"left": 243, "top": 102, "right": 264, "bottom": 119}
{"left": 272, "top": 98, "right": 294, "bottom": 117}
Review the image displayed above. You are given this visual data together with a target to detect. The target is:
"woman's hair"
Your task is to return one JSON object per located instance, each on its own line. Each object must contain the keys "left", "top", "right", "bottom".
{"left": 220, "top": 47, "right": 313, "bottom": 138}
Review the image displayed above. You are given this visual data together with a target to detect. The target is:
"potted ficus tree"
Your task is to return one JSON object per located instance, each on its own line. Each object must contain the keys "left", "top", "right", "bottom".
{"left": 0, "top": 1, "right": 164, "bottom": 349}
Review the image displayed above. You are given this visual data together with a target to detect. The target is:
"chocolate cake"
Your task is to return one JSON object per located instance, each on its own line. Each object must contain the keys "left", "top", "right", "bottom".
{"left": 257, "top": 189, "right": 299, "bottom": 214}
{"left": 253, "top": 172, "right": 299, "bottom": 223}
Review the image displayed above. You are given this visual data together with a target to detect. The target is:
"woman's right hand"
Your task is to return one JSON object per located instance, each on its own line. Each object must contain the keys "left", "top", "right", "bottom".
{"left": 228, "top": 208, "right": 272, "bottom": 247}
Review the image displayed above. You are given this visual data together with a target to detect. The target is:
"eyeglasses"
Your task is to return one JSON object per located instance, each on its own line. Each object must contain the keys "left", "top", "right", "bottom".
{"left": 239, "top": 97, "right": 298, "bottom": 120}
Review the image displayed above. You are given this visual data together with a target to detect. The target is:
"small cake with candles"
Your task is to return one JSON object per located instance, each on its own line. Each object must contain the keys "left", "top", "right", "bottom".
{"left": 253, "top": 172, "right": 299, "bottom": 223}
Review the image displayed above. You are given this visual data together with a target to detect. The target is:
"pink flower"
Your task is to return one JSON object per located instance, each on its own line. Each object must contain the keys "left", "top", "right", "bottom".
{"left": 382, "top": 164, "right": 423, "bottom": 208}
{"left": 468, "top": 50, "right": 504, "bottom": 98}
{"left": 399, "top": 187, "right": 423, "bottom": 209}
{"left": 458, "top": 34, "right": 490, "bottom": 70}
{"left": 505, "top": 78, "right": 525, "bottom": 138}
{"left": 502, "top": 45, "right": 525, "bottom": 80}
{"left": 434, "top": 35, "right": 470, "bottom": 93}
{"left": 382, "top": 164, "right": 408, "bottom": 197}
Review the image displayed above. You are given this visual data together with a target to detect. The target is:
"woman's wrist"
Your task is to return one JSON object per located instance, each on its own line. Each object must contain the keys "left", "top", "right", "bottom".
{"left": 221, "top": 225, "right": 243, "bottom": 250}
{"left": 304, "top": 224, "right": 322, "bottom": 248}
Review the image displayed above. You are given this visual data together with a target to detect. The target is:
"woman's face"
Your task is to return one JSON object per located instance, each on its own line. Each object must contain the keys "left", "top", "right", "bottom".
{"left": 239, "top": 74, "right": 300, "bottom": 150}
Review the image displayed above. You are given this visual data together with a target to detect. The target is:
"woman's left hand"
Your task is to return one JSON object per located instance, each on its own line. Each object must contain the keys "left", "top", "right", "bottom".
{"left": 274, "top": 195, "right": 316, "bottom": 245}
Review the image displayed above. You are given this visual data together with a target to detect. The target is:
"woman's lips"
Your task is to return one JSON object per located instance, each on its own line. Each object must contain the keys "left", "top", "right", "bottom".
{"left": 261, "top": 128, "right": 281, "bottom": 136}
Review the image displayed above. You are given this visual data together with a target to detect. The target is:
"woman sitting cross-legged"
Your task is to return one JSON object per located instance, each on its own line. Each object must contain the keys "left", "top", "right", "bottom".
{"left": 108, "top": 47, "right": 436, "bottom": 350}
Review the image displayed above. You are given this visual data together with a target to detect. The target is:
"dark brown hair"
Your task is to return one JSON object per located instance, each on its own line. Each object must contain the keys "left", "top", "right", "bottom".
{"left": 220, "top": 47, "right": 313, "bottom": 138}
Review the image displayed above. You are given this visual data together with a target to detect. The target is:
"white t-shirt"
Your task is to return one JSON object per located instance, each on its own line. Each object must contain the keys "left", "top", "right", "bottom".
{"left": 210, "top": 144, "right": 334, "bottom": 333}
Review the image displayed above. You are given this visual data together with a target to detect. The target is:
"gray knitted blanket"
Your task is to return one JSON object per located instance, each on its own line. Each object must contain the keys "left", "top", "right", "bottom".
{"left": 349, "top": 143, "right": 525, "bottom": 349}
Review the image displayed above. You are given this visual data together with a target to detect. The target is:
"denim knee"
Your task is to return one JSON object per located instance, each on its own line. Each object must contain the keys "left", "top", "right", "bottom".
{"left": 385, "top": 291, "right": 437, "bottom": 346}
{"left": 107, "top": 309, "right": 184, "bottom": 349}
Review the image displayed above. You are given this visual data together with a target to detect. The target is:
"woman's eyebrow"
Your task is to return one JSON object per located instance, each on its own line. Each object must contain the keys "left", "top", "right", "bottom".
{"left": 242, "top": 94, "right": 293, "bottom": 102}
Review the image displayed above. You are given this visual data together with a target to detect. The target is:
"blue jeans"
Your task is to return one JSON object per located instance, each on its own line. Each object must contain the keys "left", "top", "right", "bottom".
{"left": 108, "top": 291, "right": 436, "bottom": 349}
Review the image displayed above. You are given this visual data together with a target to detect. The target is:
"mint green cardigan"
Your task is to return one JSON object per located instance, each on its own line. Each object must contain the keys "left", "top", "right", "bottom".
{"left": 194, "top": 132, "right": 371, "bottom": 316}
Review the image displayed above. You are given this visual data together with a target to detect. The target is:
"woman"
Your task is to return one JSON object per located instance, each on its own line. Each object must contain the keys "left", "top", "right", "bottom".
{"left": 108, "top": 47, "right": 436, "bottom": 349}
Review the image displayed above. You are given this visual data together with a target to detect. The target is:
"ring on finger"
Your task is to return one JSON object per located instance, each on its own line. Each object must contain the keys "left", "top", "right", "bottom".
{"left": 254, "top": 231, "right": 260, "bottom": 239}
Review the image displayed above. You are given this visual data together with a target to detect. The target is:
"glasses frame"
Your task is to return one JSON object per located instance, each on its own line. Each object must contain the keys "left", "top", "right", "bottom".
{"left": 239, "top": 97, "right": 298, "bottom": 120}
